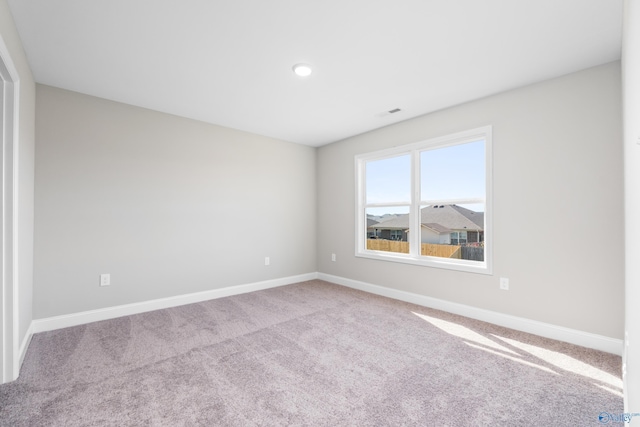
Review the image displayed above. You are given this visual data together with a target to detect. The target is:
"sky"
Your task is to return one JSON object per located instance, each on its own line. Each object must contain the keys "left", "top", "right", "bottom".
{"left": 366, "top": 139, "right": 485, "bottom": 216}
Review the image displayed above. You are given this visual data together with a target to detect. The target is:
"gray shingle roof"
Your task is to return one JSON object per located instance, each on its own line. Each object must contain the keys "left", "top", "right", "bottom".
{"left": 370, "top": 205, "right": 483, "bottom": 232}
{"left": 370, "top": 215, "right": 409, "bottom": 230}
{"left": 421, "top": 204, "right": 483, "bottom": 231}
{"left": 422, "top": 223, "right": 451, "bottom": 233}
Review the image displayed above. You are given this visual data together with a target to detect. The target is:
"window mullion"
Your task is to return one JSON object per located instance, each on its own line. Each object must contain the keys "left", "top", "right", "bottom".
{"left": 409, "top": 150, "right": 421, "bottom": 257}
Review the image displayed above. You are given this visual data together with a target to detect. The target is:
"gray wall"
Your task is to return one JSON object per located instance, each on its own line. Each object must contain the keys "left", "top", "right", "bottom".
{"left": 31, "top": 60, "right": 625, "bottom": 341}
{"left": 34, "top": 85, "right": 316, "bottom": 319}
{"left": 1, "top": 0, "right": 35, "bottom": 372}
{"left": 317, "top": 62, "right": 624, "bottom": 339}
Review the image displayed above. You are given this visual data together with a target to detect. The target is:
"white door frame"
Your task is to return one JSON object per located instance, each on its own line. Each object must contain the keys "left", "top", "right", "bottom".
{"left": 0, "top": 34, "right": 20, "bottom": 384}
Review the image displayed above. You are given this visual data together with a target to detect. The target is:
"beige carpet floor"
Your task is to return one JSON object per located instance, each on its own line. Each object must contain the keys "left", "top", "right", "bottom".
{"left": 0, "top": 280, "right": 623, "bottom": 426}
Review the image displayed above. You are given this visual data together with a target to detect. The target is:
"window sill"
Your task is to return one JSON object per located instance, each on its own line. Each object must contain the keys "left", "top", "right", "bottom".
{"left": 355, "top": 250, "right": 492, "bottom": 275}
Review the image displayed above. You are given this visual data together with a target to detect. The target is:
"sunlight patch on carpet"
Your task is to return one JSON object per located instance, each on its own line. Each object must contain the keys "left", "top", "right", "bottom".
{"left": 492, "top": 335, "right": 623, "bottom": 391}
{"left": 412, "top": 312, "right": 519, "bottom": 355}
{"left": 463, "top": 341, "right": 558, "bottom": 375}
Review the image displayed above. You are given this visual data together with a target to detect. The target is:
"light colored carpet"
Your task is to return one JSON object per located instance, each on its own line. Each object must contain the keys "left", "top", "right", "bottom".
{"left": 0, "top": 280, "right": 623, "bottom": 426}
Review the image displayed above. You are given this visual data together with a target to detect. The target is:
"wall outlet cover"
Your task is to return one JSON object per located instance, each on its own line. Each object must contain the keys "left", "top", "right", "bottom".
{"left": 100, "top": 274, "right": 111, "bottom": 287}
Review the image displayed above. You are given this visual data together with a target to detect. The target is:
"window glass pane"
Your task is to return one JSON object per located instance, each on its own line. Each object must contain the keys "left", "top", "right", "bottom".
{"left": 420, "top": 140, "right": 485, "bottom": 202}
{"left": 419, "top": 203, "right": 484, "bottom": 261}
{"left": 365, "top": 206, "right": 409, "bottom": 254}
{"left": 366, "top": 154, "right": 411, "bottom": 204}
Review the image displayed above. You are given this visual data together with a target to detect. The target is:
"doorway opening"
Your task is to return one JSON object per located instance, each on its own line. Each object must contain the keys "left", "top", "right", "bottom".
{"left": 0, "top": 35, "right": 19, "bottom": 384}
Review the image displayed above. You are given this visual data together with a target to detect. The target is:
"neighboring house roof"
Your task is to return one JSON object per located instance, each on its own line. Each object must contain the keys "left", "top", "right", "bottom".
{"left": 366, "top": 218, "right": 379, "bottom": 228}
{"left": 368, "top": 214, "right": 402, "bottom": 224}
{"left": 370, "top": 205, "right": 484, "bottom": 232}
{"left": 422, "top": 222, "right": 451, "bottom": 234}
{"left": 421, "top": 204, "right": 484, "bottom": 231}
{"left": 370, "top": 215, "right": 409, "bottom": 230}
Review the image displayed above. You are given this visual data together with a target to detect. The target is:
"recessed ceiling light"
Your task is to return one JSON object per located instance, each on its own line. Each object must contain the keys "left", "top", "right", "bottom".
{"left": 292, "top": 63, "right": 313, "bottom": 77}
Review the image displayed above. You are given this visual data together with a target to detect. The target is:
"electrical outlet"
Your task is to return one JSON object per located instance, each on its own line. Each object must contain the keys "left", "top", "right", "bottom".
{"left": 331, "top": 253, "right": 336, "bottom": 262}
{"left": 499, "top": 277, "right": 509, "bottom": 291}
{"left": 265, "top": 257, "right": 270, "bottom": 266}
{"left": 99, "top": 274, "right": 111, "bottom": 287}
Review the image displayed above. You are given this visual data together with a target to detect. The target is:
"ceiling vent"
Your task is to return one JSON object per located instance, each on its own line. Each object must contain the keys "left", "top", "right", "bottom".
{"left": 376, "top": 108, "right": 402, "bottom": 118}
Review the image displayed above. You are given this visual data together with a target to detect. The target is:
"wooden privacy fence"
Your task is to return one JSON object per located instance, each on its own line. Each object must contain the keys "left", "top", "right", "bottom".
{"left": 461, "top": 245, "right": 484, "bottom": 261}
{"left": 367, "top": 239, "right": 409, "bottom": 253}
{"left": 367, "top": 240, "right": 461, "bottom": 258}
{"left": 422, "top": 243, "right": 461, "bottom": 259}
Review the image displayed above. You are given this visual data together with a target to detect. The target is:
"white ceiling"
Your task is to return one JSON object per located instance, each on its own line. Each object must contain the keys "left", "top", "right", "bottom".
{"left": 7, "top": 0, "right": 623, "bottom": 147}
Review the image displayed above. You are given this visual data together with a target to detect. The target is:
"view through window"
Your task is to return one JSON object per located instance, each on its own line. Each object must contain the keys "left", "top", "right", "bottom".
{"left": 356, "top": 126, "right": 492, "bottom": 274}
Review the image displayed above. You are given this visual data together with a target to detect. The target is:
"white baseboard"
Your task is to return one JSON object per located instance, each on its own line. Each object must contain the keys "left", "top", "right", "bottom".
{"left": 318, "top": 273, "right": 624, "bottom": 356}
{"left": 32, "top": 272, "right": 319, "bottom": 334}
{"left": 18, "top": 323, "right": 33, "bottom": 368}
{"left": 6, "top": 323, "right": 35, "bottom": 383}
{"left": 28, "top": 271, "right": 623, "bottom": 356}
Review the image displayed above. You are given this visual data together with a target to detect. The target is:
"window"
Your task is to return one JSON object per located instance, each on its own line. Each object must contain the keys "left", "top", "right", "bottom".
{"left": 390, "top": 230, "right": 404, "bottom": 241}
{"left": 450, "top": 231, "right": 467, "bottom": 245}
{"left": 356, "top": 126, "right": 492, "bottom": 274}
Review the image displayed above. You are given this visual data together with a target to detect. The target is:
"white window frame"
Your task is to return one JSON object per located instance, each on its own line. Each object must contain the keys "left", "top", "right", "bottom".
{"left": 355, "top": 126, "right": 492, "bottom": 275}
